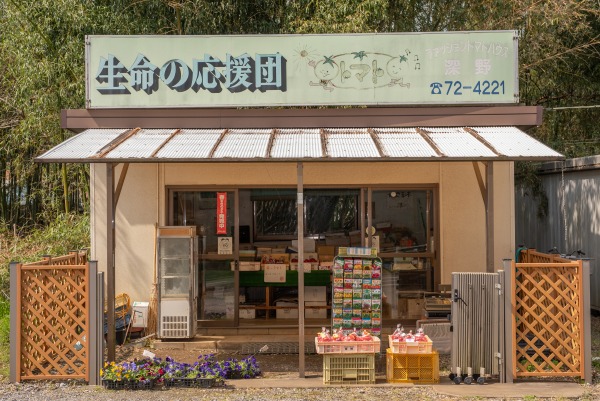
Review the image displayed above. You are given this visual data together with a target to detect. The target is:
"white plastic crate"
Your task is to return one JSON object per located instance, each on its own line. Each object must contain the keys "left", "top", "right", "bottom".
{"left": 388, "top": 335, "right": 433, "bottom": 354}
{"left": 324, "top": 354, "right": 375, "bottom": 384}
{"left": 315, "top": 337, "right": 380, "bottom": 354}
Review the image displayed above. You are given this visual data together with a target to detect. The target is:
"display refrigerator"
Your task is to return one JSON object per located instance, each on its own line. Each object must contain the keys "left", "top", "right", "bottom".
{"left": 157, "top": 226, "right": 198, "bottom": 339}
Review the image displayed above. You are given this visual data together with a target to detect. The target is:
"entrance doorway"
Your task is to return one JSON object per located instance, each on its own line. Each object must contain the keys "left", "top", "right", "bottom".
{"left": 171, "top": 190, "right": 237, "bottom": 326}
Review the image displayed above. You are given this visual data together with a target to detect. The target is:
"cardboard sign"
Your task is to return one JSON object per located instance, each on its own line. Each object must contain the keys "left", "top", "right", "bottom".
{"left": 218, "top": 236, "right": 233, "bottom": 255}
{"left": 264, "top": 264, "right": 287, "bottom": 283}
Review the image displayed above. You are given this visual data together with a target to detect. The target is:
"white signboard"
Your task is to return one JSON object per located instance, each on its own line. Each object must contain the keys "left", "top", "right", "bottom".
{"left": 217, "top": 237, "right": 233, "bottom": 255}
{"left": 263, "top": 265, "right": 287, "bottom": 283}
{"left": 87, "top": 31, "right": 518, "bottom": 108}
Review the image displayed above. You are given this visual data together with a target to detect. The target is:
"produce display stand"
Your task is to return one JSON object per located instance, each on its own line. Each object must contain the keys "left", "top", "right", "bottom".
{"left": 331, "top": 247, "right": 382, "bottom": 337}
{"left": 386, "top": 349, "right": 440, "bottom": 384}
{"left": 323, "top": 354, "right": 376, "bottom": 385}
{"left": 388, "top": 335, "right": 433, "bottom": 354}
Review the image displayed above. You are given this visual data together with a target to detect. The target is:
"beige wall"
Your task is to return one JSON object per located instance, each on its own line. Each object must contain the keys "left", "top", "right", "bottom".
{"left": 91, "top": 161, "right": 514, "bottom": 302}
{"left": 91, "top": 163, "right": 159, "bottom": 302}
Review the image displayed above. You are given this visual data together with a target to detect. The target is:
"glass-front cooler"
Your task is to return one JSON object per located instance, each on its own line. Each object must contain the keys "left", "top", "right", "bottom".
{"left": 157, "top": 226, "right": 198, "bottom": 338}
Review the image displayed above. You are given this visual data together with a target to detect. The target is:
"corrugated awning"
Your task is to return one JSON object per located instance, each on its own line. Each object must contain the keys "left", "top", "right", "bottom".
{"left": 35, "top": 126, "right": 563, "bottom": 163}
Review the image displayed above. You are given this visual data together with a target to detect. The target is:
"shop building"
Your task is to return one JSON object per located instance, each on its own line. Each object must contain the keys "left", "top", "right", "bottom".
{"left": 37, "top": 32, "right": 562, "bottom": 347}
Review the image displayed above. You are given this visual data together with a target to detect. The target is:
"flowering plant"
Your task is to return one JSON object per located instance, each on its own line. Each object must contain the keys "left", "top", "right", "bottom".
{"left": 101, "top": 358, "right": 165, "bottom": 383}
{"left": 216, "top": 355, "right": 261, "bottom": 379}
{"left": 101, "top": 353, "right": 260, "bottom": 386}
{"left": 100, "top": 361, "right": 124, "bottom": 382}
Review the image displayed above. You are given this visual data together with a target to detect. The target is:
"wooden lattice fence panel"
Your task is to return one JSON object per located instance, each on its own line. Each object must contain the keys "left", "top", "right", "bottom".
{"left": 512, "top": 261, "right": 584, "bottom": 378}
{"left": 16, "top": 263, "right": 89, "bottom": 381}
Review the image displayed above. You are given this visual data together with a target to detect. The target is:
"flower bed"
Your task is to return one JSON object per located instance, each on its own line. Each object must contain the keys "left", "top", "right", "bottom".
{"left": 100, "top": 353, "right": 261, "bottom": 390}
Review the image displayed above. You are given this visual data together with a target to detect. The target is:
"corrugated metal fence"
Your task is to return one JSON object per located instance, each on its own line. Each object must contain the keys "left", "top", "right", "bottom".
{"left": 515, "top": 155, "right": 600, "bottom": 311}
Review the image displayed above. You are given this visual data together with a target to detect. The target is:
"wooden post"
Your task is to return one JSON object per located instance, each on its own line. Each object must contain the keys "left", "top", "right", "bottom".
{"left": 106, "top": 163, "right": 116, "bottom": 362}
{"left": 9, "top": 262, "right": 19, "bottom": 383}
{"left": 581, "top": 260, "right": 592, "bottom": 383}
{"left": 486, "top": 162, "right": 495, "bottom": 272}
{"left": 507, "top": 261, "right": 515, "bottom": 383}
{"left": 297, "top": 162, "right": 305, "bottom": 378}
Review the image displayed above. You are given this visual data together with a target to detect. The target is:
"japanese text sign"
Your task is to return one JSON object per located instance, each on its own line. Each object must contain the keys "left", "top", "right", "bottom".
{"left": 264, "top": 264, "right": 287, "bottom": 283}
{"left": 87, "top": 31, "right": 517, "bottom": 108}
{"left": 216, "top": 192, "right": 227, "bottom": 235}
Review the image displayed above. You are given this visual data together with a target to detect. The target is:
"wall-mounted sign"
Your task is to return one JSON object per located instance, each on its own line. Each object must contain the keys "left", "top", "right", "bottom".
{"left": 217, "top": 237, "right": 232, "bottom": 255}
{"left": 86, "top": 31, "right": 518, "bottom": 108}
{"left": 216, "top": 192, "right": 227, "bottom": 235}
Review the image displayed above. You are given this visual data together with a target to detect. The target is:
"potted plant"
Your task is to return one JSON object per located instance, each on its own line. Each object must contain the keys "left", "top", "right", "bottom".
{"left": 100, "top": 361, "right": 127, "bottom": 390}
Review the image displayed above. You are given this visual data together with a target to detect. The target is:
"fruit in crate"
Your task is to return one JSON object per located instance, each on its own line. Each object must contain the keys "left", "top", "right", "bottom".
{"left": 361, "top": 329, "right": 373, "bottom": 341}
{"left": 346, "top": 331, "right": 358, "bottom": 341}
{"left": 391, "top": 324, "right": 406, "bottom": 341}
{"left": 262, "top": 255, "right": 286, "bottom": 264}
{"left": 414, "top": 328, "right": 426, "bottom": 342}
{"left": 317, "top": 327, "right": 332, "bottom": 342}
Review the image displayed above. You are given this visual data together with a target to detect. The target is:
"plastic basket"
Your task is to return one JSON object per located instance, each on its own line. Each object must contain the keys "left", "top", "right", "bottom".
{"left": 129, "top": 379, "right": 156, "bottom": 390}
{"left": 101, "top": 379, "right": 129, "bottom": 390}
{"left": 315, "top": 337, "right": 380, "bottom": 354}
{"left": 386, "top": 349, "right": 439, "bottom": 384}
{"left": 388, "top": 335, "right": 433, "bottom": 354}
{"left": 163, "top": 377, "right": 216, "bottom": 388}
{"left": 323, "top": 354, "right": 375, "bottom": 384}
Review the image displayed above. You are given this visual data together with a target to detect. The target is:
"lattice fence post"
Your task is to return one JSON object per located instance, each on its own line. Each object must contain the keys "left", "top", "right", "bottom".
{"left": 582, "top": 260, "right": 592, "bottom": 384}
{"left": 504, "top": 262, "right": 514, "bottom": 383}
{"left": 88, "top": 262, "right": 104, "bottom": 385}
{"left": 9, "top": 262, "right": 20, "bottom": 383}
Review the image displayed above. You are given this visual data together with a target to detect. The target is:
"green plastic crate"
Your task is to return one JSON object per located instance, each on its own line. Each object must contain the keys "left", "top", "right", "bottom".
{"left": 323, "top": 354, "right": 375, "bottom": 384}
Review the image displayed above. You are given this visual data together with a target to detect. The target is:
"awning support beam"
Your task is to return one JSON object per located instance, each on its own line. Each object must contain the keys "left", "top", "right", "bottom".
{"left": 486, "top": 162, "right": 495, "bottom": 272}
{"left": 106, "top": 163, "right": 116, "bottom": 361}
{"left": 114, "top": 163, "right": 129, "bottom": 207}
{"left": 297, "top": 162, "right": 305, "bottom": 378}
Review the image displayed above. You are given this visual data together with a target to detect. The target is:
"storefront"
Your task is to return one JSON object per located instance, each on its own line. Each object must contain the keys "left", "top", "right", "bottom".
{"left": 36, "top": 32, "right": 563, "bottom": 359}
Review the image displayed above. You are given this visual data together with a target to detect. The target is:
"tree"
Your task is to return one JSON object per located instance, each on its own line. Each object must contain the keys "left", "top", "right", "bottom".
{"left": 0, "top": 0, "right": 598, "bottom": 229}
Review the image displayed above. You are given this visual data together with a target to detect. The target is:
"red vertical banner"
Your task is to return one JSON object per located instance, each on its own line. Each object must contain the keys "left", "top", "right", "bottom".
{"left": 216, "top": 192, "right": 227, "bottom": 234}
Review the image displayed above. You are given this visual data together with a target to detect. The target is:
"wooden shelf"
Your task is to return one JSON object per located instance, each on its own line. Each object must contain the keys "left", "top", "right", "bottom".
{"left": 238, "top": 282, "right": 331, "bottom": 320}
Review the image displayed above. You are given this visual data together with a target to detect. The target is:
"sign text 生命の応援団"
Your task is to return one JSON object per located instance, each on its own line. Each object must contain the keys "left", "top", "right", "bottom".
{"left": 87, "top": 31, "right": 518, "bottom": 108}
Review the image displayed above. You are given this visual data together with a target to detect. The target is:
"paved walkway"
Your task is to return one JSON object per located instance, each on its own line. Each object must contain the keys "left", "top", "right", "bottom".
{"left": 227, "top": 375, "right": 585, "bottom": 399}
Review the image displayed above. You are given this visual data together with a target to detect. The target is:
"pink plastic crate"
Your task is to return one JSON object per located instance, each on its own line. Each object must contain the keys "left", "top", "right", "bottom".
{"left": 388, "top": 335, "right": 433, "bottom": 354}
{"left": 315, "top": 337, "right": 381, "bottom": 354}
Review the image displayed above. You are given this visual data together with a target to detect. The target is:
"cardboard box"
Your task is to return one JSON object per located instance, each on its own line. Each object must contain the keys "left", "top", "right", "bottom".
{"left": 292, "top": 238, "right": 316, "bottom": 252}
{"left": 261, "top": 253, "right": 289, "bottom": 264}
{"left": 255, "top": 247, "right": 272, "bottom": 257}
{"left": 239, "top": 308, "right": 256, "bottom": 319}
{"left": 324, "top": 233, "right": 350, "bottom": 247}
{"left": 290, "top": 252, "right": 318, "bottom": 271}
{"left": 397, "top": 296, "right": 424, "bottom": 319}
{"left": 318, "top": 254, "right": 334, "bottom": 270}
{"left": 276, "top": 301, "right": 299, "bottom": 319}
{"left": 132, "top": 301, "right": 149, "bottom": 328}
{"left": 230, "top": 261, "right": 261, "bottom": 271}
{"left": 305, "top": 286, "right": 327, "bottom": 302}
{"left": 305, "top": 301, "right": 327, "bottom": 319}
{"left": 317, "top": 245, "right": 335, "bottom": 256}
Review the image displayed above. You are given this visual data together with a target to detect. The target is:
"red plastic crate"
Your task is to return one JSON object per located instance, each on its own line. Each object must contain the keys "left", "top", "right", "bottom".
{"left": 315, "top": 337, "right": 380, "bottom": 354}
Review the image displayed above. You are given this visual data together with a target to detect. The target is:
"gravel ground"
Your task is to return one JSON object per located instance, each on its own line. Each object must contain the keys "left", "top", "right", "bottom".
{"left": 1, "top": 316, "right": 599, "bottom": 401}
